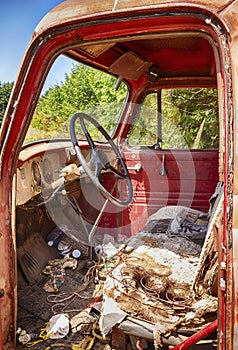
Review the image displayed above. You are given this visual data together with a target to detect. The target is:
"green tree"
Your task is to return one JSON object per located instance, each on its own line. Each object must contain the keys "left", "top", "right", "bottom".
{"left": 166, "top": 88, "right": 219, "bottom": 148}
{"left": 129, "top": 88, "right": 219, "bottom": 149}
{"left": 0, "top": 81, "right": 14, "bottom": 124}
{"left": 30, "top": 64, "right": 127, "bottom": 139}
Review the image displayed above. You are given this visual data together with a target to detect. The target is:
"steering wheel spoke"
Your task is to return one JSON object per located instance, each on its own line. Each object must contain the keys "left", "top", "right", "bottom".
{"left": 70, "top": 113, "right": 133, "bottom": 207}
{"left": 107, "top": 164, "right": 127, "bottom": 179}
{"left": 90, "top": 148, "right": 108, "bottom": 177}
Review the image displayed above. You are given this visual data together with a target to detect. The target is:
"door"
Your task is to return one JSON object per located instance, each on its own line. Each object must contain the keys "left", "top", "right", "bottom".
{"left": 121, "top": 87, "right": 219, "bottom": 235}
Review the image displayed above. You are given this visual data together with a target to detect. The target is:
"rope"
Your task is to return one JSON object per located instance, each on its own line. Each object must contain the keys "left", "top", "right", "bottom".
{"left": 26, "top": 323, "right": 52, "bottom": 347}
{"left": 44, "top": 322, "right": 109, "bottom": 350}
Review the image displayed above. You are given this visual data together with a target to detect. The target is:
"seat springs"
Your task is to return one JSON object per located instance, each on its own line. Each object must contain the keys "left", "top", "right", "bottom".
{"left": 111, "top": 256, "right": 193, "bottom": 311}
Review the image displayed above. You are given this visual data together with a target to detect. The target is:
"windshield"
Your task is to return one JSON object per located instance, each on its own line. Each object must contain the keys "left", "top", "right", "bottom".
{"left": 25, "top": 55, "right": 128, "bottom": 144}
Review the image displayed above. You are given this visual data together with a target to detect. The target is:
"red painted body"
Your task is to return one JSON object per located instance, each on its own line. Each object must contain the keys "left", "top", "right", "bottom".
{"left": 169, "top": 320, "right": 218, "bottom": 350}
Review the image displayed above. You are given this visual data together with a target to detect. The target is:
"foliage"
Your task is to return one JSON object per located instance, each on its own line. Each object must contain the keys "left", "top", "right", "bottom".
{"left": 29, "top": 64, "right": 127, "bottom": 140}
{"left": 129, "top": 88, "right": 219, "bottom": 149}
{"left": 28, "top": 61, "right": 218, "bottom": 149}
{"left": 0, "top": 81, "right": 14, "bottom": 124}
{"left": 129, "top": 93, "right": 159, "bottom": 146}
{"left": 165, "top": 88, "right": 219, "bottom": 149}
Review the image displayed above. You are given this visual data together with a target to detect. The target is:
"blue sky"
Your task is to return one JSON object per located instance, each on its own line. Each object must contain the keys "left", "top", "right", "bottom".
{"left": 0, "top": 0, "right": 64, "bottom": 83}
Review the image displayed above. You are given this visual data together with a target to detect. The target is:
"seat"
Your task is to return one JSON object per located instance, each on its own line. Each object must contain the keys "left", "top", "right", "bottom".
{"left": 99, "top": 183, "right": 223, "bottom": 347}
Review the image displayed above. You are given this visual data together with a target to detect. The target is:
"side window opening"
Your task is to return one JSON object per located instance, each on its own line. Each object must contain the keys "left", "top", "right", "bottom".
{"left": 128, "top": 88, "right": 219, "bottom": 150}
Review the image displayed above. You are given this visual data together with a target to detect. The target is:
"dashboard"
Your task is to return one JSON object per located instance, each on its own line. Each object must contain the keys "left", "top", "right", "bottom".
{"left": 16, "top": 141, "right": 76, "bottom": 206}
{"left": 16, "top": 140, "right": 116, "bottom": 206}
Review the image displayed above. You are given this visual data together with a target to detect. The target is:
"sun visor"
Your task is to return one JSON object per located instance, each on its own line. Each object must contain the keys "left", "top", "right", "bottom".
{"left": 109, "top": 51, "right": 152, "bottom": 80}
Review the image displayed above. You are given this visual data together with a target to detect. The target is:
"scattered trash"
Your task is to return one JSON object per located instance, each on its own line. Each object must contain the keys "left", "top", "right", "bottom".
{"left": 72, "top": 248, "right": 81, "bottom": 259}
{"left": 16, "top": 327, "right": 31, "bottom": 345}
{"left": 70, "top": 306, "right": 110, "bottom": 349}
{"left": 43, "top": 274, "right": 66, "bottom": 293}
{"left": 42, "top": 255, "right": 78, "bottom": 293}
{"left": 46, "top": 225, "right": 90, "bottom": 259}
{"left": 57, "top": 239, "right": 72, "bottom": 255}
{"left": 16, "top": 205, "right": 220, "bottom": 349}
{"left": 95, "top": 234, "right": 119, "bottom": 258}
{"left": 168, "top": 208, "right": 208, "bottom": 245}
{"left": 46, "top": 313, "right": 70, "bottom": 339}
{"left": 101, "top": 242, "right": 118, "bottom": 258}
{"left": 99, "top": 296, "right": 127, "bottom": 336}
{"left": 46, "top": 226, "right": 64, "bottom": 248}
{"left": 24, "top": 314, "right": 70, "bottom": 347}
{"left": 71, "top": 307, "right": 96, "bottom": 333}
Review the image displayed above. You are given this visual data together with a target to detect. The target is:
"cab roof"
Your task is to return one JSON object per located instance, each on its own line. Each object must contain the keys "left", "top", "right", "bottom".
{"left": 35, "top": 0, "right": 232, "bottom": 35}
{"left": 30, "top": 0, "right": 237, "bottom": 86}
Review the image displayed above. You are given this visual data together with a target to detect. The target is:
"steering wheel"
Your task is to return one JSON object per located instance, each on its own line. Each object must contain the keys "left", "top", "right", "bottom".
{"left": 70, "top": 113, "right": 133, "bottom": 207}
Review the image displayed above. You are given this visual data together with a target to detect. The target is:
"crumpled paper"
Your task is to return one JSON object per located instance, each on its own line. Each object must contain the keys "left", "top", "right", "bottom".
{"left": 46, "top": 314, "right": 70, "bottom": 339}
{"left": 99, "top": 295, "right": 127, "bottom": 336}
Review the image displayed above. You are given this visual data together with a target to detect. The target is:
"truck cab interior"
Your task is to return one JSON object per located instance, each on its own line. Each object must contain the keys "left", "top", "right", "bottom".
{"left": 1, "top": 2, "right": 232, "bottom": 349}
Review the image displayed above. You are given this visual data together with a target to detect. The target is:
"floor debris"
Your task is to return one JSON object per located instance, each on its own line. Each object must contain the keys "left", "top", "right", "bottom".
{"left": 17, "top": 205, "right": 220, "bottom": 349}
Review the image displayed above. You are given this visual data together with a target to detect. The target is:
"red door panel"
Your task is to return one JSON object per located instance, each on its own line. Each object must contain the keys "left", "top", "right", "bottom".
{"left": 121, "top": 147, "right": 219, "bottom": 236}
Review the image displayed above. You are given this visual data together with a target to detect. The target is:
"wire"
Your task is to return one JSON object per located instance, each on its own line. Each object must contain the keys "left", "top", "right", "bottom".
{"left": 108, "top": 258, "right": 193, "bottom": 312}
{"left": 47, "top": 259, "right": 104, "bottom": 313}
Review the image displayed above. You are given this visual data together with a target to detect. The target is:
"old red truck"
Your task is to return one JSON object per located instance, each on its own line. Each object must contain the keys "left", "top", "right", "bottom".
{"left": 0, "top": 0, "right": 237, "bottom": 349}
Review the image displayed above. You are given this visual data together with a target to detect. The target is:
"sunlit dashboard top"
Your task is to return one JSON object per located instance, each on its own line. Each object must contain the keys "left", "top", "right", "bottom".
{"left": 17, "top": 141, "right": 77, "bottom": 206}
{"left": 16, "top": 140, "right": 114, "bottom": 206}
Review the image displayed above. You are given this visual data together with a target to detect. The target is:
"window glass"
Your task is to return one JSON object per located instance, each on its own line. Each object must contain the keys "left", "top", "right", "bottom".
{"left": 129, "top": 88, "right": 219, "bottom": 149}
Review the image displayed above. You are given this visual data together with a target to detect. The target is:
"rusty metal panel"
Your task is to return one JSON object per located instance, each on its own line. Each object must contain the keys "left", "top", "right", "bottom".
{"left": 220, "top": 2, "right": 238, "bottom": 38}
{"left": 116, "top": 0, "right": 229, "bottom": 11}
{"left": 34, "top": 0, "right": 116, "bottom": 36}
{"left": 34, "top": 0, "right": 231, "bottom": 39}
{"left": 232, "top": 229, "right": 238, "bottom": 348}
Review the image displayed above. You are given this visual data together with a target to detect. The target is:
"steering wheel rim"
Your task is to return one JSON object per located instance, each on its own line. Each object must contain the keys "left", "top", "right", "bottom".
{"left": 70, "top": 112, "right": 133, "bottom": 207}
